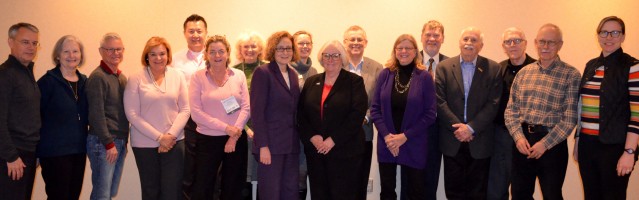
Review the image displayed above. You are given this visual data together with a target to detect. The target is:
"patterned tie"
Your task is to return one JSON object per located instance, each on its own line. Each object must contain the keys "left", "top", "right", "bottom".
{"left": 428, "top": 58, "right": 435, "bottom": 78}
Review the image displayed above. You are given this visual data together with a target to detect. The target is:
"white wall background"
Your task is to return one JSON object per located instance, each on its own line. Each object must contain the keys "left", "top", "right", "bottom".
{"left": 1, "top": 0, "right": 638, "bottom": 199}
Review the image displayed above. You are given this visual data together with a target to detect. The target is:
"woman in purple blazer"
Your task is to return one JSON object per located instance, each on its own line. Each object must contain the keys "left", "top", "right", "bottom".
{"left": 250, "top": 31, "right": 301, "bottom": 200}
{"left": 370, "top": 34, "right": 436, "bottom": 200}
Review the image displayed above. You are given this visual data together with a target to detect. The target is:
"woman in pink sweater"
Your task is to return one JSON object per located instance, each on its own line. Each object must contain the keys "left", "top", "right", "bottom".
{"left": 124, "top": 36, "right": 190, "bottom": 200}
{"left": 188, "top": 35, "right": 251, "bottom": 199}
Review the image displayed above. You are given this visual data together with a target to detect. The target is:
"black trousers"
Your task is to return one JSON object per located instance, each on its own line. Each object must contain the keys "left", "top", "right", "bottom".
{"left": 182, "top": 118, "right": 198, "bottom": 200}
{"left": 133, "top": 140, "right": 185, "bottom": 200}
{"left": 578, "top": 134, "right": 637, "bottom": 200}
{"left": 487, "top": 125, "right": 513, "bottom": 200}
{"left": 190, "top": 131, "right": 247, "bottom": 200}
{"left": 0, "top": 149, "right": 37, "bottom": 200}
{"left": 443, "top": 143, "right": 490, "bottom": 200}
{"left": 511, "top": 127, "right": 567, "bottom": 200}
{"left": 400, "top": 123, "right": 440, "bottom": 200}
{"left": 306, "top": 152, "right": 362, "bottom": 200}
{"left": 379, "top": 162, "right": 426, "bottom": 200}
{"left": 40, "top": 153, "right": 86, "bottom": 200}
{"left": 357, "top": 141, "right": 373, "bottom": 199}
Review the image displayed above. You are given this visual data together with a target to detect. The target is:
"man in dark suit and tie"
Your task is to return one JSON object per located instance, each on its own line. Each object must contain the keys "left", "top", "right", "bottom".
{"left": 436, "top": 27, "right": 502, "bottom": 200}
{"left": 421, "top": 20, "right": 449, "bottom": 75}
{"left": 419, "top": 20, "right": 448, "bottom": 200}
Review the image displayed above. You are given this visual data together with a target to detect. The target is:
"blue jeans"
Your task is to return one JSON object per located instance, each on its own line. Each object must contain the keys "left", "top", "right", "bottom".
{"left": 87, "top": 134, "right": 127, "bottom": 200}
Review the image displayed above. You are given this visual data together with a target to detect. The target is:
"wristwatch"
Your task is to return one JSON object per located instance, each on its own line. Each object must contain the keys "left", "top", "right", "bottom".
{"left": 625, "top": 148, "right": 636, "bottom": 154}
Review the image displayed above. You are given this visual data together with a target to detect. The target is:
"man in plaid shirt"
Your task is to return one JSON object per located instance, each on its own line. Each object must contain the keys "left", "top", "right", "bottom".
{"left": 504, "top": 23, "right": 581, "bottom": 200}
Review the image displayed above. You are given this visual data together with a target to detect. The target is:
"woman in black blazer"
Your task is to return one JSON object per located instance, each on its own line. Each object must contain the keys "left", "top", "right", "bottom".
{"left": 297, "top": 40, "right": 368, "bottom": 200}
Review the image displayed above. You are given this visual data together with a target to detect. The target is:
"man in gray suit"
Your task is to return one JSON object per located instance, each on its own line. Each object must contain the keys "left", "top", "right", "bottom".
{"left": 436, "top": 27, "right": 502, "bottom": 200}
{"left": 342, "top": 25, "right": 382, "bottom": 199}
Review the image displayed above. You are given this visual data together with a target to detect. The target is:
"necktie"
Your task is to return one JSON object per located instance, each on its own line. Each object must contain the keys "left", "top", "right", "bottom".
{"left": 428, "top": 58, "right": 435, "bottom": 78}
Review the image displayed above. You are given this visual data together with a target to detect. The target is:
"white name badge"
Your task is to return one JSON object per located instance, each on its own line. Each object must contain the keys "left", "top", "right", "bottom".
{"left": 221, "top": 96, "right": 240, "bottom": 115}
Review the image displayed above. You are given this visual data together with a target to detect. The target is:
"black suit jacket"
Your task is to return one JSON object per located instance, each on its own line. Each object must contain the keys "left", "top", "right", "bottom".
{"left": 297, "top": 69, "right": 368, "bottom": 158}
{"left": 420, "top": 50, "right": 449, "bottom": 68}
{"left": 436, "top": 55, "right": 502, "bottom": 159}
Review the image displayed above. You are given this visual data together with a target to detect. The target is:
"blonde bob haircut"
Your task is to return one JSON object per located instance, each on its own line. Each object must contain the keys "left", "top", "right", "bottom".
{"left": 52, "top": 35, "right": 85, "bottom": 67}
{"left": 385, "top": 34, "right": 425, "bottom": 72}
{"left": 316, "top": 40, "right": 349, "bottom": 68}
{"left": 234, "top": 31, "right": 265, "bottom": 62}
{"left": 141, "top": 36, "right": 172, "bottom": 67}
{"left": 263, "top": 31, "right": 299, "bottom": 62}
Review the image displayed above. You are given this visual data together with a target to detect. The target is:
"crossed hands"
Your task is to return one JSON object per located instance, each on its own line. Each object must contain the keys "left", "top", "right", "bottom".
{"left": 515, "top": 138, "right": 547, "bottom": 159}
{"left": 385, "top": 133, "right": 407, "bottom": 157}
{"left": 224, "top": 125, "right": 242, "bottom": 153}
{"left": 158, "top": 133, "right": 177, "bottom": 153}
{"left": 310, "top": 135, "right": 335, "bottom": 155}
{"left": 452, "top": 123, "right": 474, "bottom": 142}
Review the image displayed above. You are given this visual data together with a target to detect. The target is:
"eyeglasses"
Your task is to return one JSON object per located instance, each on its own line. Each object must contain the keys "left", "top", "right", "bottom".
{"left": 536, "top": 40, "right": 561, "bottom": 47}
{"left": 598, "top": 30, "right": 622, "bottom": 38}
{"left": 101, "top": 47, "right": 124, "bottom": 54}
{"left": 17, "top": 40, "right": 39, "bottom": 47}
{"left": 275, "top": 47, "right": 293, "bottom": 53}
{"left": 395, "top": 47, "right": 416, "bottom": 52}
{"left": 503, "top": 39, "right": 525, "bottom": 45}
{"left": 322, "top": 53, "right": 341, "bottom": 60}
{"left": 297, "top": 42, "right": 312, "bottom": 47}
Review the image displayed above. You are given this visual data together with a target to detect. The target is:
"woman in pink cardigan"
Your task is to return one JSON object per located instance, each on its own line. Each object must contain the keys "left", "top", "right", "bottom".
{"left": 123, "top": 36, "right": 190, "bottom": 200}
{"left": 188, "top": 35, "right": 251, "bottom": 199}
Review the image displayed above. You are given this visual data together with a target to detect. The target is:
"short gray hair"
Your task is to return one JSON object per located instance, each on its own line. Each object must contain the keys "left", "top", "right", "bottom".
{"left": 460, "top": 26, "right": 484, "bottom": 42}
{"left": 317, "top": 40, "right": 348, "bottom": 68}
{"left": 502, "top": 27, "right": 526, "bottom": 40}
{"left": 100, "top": 32, "right": 122, "bottom": 47}
{"left": 538, "top": 23, "right": 563, "bottom": 41}
{"left": 8, "top": 22, "right": 39, "bottom": 39}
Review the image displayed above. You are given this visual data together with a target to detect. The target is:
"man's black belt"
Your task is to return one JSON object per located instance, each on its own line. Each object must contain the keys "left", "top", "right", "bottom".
{"left": 522, "top": 122, "right": 550, "bottom": 134}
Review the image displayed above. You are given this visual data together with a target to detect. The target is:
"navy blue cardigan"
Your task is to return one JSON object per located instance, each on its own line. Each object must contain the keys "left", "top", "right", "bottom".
{"left": 36, "top": 67, "right": 89, "bottom": 157}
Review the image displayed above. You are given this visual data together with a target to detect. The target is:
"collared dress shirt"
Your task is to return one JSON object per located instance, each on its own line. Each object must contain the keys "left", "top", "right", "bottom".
{"left": 505, "top": 59, "right": 581, "bottom": 149}
{"left": 423, "top": 52, "right": 442, "bottom": 79}
{"left": 460, "top": 57, "right": 477, "bottom": 123}
{"left": 348, "top": 58, "right": 364, "bottom": 76}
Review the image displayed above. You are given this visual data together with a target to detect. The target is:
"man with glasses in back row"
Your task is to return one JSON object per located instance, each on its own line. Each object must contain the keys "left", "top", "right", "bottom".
{"left": 418, "top": 20, "right": 448, "bottom": 200}
{"left": 0, "top": 22, "right": 41, "bottom": 200}
{"left": 504, "top": 24, "right": 581, "bottom": 200}
{"left": 342, "top": 25, "right": 383, "bottom": 200}
{"left": 487, "top": 27, "right": 536, "bottom": 200}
